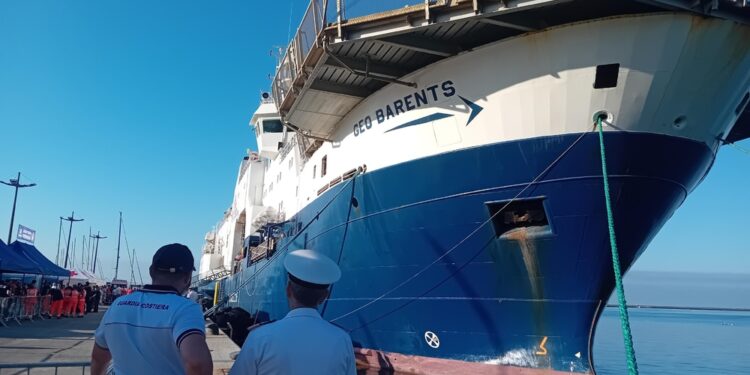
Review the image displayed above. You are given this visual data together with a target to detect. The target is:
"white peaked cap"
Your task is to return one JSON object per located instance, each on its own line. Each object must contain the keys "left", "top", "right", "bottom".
{"left": 284, "top": 249, "right": 341, "bottom": 286}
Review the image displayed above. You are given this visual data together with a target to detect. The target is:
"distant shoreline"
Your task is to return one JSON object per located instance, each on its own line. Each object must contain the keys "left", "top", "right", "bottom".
{"left": 606, "top": 304, "right": 750, "bottom": 312}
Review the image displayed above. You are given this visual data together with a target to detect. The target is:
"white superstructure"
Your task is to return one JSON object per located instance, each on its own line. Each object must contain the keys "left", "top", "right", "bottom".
{"left": 201, "top": 14, "right": 750, "bottom": 280}
{"left": 201, "top": 7, "right": 750, "bottom": 280}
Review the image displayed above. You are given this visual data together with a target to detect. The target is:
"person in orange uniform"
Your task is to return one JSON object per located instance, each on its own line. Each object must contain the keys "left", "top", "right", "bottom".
{"left": 50, "top": 284, "right": 65, "bottom": 318}
{"left": 77, "top": 286, "right": 87, "bottom": 317}
{"left": 62, "top": 286, "right": 73, "bottom": 317}
{"left": 24, "top": 280, "right": 38, "bottom": 317}
{"left": 67, "top": 286, "right": 80, "bottom": 317}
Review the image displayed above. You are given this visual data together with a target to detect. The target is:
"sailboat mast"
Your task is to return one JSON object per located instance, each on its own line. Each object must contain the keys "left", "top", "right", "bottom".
{"left": 88, "top": 227, "right": 92, "bottom": 271}
{"left": 82, "top": 234, "right": 86, "bottom": 269}
{"left": 114, "top": 211, "right": 122, "bottom": 280}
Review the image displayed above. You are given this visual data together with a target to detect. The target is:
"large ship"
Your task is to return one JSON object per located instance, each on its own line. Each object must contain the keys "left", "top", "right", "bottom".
{"left": 200, "top": 1, "right": 750, "bottom": 373}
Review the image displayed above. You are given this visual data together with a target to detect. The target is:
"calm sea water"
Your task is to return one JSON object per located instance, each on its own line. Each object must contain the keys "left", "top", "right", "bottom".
{"left": 594, "top": 271, "right": 750, "bottom": 374}
{"left": 360, "top": 308, "right": 750, "bottom": 374}
{"left": 594, "top": 308, "right": 750, "bottom": 374}
{"left": 363, "top": 272, "right": 750, "bottom": 374}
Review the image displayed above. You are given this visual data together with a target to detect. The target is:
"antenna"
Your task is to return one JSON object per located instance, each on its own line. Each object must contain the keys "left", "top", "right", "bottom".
{"left": 287, "top": 0, "right": 294, "bottom": 42}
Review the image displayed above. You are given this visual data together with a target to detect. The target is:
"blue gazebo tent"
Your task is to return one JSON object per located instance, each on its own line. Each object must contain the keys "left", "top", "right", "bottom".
{"left": 10, "top": 241, "right": 69, "bottom": 277}
{"left": 0, "top": 239, "right": 42, "bottom": 274}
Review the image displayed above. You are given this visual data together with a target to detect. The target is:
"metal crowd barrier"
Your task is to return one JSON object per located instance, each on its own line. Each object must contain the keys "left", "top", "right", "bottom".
{"left": 0, "top": 296, "right": 53, "bottom": 326}
{"left": 101, "top": 293, "right": 113, "bottom": 306}
{"left": 0, "top": 361, "right": 90, "bottom": 375}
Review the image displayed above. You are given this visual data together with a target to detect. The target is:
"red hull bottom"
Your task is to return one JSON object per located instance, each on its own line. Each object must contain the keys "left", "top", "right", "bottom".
{"left": 354, "top": 348, "right": 587, "bottom": 375}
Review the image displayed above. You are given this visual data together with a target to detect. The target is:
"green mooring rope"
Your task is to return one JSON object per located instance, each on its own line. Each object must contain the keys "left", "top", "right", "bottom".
{"left": 596, "top": 116, "right": 639, "bottom": 375}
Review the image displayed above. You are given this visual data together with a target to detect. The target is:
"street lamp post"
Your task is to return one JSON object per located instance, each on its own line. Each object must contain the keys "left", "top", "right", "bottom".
{"left": 0, "top": 172, "right": 36, "bottom": 244}
{"left": 62, "top": 211, "right": 84, "bottom": 269}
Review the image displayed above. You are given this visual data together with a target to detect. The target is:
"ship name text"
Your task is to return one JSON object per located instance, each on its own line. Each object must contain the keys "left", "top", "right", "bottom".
{"left": 353, "top": 80, "right": 456, "bottom": 137}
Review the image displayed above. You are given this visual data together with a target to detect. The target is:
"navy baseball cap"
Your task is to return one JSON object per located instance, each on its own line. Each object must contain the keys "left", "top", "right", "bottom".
{"left": 152, "top": 243, "right": 196, "bottom": 273}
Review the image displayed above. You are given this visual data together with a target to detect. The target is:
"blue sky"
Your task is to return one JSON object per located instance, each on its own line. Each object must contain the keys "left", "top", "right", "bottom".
{"left": 0, "top": 1, "right": 748, "bottom": 283}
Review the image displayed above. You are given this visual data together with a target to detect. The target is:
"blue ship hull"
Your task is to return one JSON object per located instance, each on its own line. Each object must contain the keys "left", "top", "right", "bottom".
{"left": 222, "top": 131, "right": 714, "bottom": 372}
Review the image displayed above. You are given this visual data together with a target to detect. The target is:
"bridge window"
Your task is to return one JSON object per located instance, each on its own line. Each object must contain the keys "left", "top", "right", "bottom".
{"left": 321, "top": 155, "right": 328, "bottom": 177}
{"left": 262, "top": 119, "right": 284, "bottom": 133}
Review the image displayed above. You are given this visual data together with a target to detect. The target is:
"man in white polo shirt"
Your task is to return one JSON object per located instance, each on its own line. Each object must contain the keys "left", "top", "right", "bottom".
{"left": 90, "top": 243, "right": 212, "bottom": 375}
{"left": 229, "top": 249, "right": 356, "bottom": 375}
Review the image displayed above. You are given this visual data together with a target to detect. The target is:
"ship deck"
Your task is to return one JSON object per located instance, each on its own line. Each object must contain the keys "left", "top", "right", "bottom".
{"left": 271, "top": 0, "right": 750, "bottom": 141}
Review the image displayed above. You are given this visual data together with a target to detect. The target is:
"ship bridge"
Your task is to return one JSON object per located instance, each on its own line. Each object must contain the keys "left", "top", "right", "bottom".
{"left": 272, "top": 0, "right": 750, "bottom": 140}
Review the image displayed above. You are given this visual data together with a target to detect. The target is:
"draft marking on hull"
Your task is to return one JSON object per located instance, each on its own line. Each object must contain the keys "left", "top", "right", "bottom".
{"left": 536, "top": 336, "right": 549, "bottom": 356}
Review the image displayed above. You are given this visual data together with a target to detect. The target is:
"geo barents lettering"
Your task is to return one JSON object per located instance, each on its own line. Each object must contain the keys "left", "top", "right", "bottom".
{"left": 353, "top": 80, "right": 456, "bottom": 137}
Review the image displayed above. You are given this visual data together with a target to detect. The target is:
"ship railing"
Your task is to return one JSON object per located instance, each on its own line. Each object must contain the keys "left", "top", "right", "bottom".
{"left": 271, "top": 0, "right": 326, "bottom": 114}
{"left": 278, "top": 132, "right": 308, "bottom": 175}
{"left": 333, "top": 0, "right": 437, "bottom": 23}
{"left": 270, "top": 0, "right": 438, "bottom": 119}
{"left": 0, "top": 296, "right": 54, "bottom": 326}
{"left": 190, "top": 268, "right": 231, "bottom": 288}
{"left": 238, "top": 158, "right": 251, "bottom": 182}
{"left": 249, "top": 245, "right": 272, "bottom": 263}
{"left": 278, "top": 132, "right": 298, "bottom": 161}
{"left": 247, "top": 236, "right": 281, "bottom": 267}
{"left": 0, "top": 361, "right": 96, "bottom": 375}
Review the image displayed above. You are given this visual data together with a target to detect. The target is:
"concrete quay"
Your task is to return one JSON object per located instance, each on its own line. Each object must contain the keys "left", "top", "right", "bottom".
{"left": 0, "top": 308, "right": 240, "bottom": 375}
{"left": 205, "top": 324, "right": 240, "bottom": 375}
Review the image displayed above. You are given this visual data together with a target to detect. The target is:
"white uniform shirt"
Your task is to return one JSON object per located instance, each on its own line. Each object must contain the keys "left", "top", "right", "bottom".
{"left": 94, "top": 285, "right": 205, "bottom": 375}
{"left": 229, "top": 308, "right": 356, "bottom": 375}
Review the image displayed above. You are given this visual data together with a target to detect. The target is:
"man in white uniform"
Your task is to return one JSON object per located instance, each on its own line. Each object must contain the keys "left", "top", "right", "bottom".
{"left": 90, "top": 244, "right": 213, "bottom": 375}
{"left": 229, "top": 249, "right": 356, "bottom": 375}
